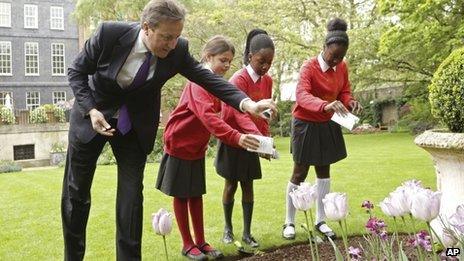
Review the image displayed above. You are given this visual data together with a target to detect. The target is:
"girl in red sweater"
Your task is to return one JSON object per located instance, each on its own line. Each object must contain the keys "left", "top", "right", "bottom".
{"left": 216, "top": 29, "right": 274, "bottom": 248}
{"left": 282, "top": 18, "right": 362, "bottom": 240}
{"left": 156, "top": 35, "right": 260, "bottom": 260}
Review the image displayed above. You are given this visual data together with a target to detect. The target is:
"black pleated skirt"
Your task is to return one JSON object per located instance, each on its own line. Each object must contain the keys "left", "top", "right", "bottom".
{"left": 156, "top": 153, "right": 206, "bottom": 198}
{"left": 291, "top": 117, "right": 347, "bottom": 166}
{"left": 215, "top": 142, "right": 262, "bottom": 182}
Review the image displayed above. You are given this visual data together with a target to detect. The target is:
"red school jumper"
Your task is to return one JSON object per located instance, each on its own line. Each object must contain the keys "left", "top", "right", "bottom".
{"left": 292, "top": 58, "right": 354, "bottom": 122}
{"left": 163, "top": 81, "right": 242, "bottom": 160}
{"left": 221, "top": 68, "right": 272, "bottom": 142}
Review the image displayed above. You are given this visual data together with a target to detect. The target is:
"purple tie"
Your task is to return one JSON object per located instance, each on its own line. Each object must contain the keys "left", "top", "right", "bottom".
{"left": 117, "top": 52, "right": 152, "bottom": 135}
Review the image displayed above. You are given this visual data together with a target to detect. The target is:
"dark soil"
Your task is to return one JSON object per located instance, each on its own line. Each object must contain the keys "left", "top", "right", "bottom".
{"left": 222, "top": 234, "right": 446, "bottom": 261}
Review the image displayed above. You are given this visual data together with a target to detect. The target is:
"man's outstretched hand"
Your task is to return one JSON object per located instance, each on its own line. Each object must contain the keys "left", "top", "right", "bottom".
{"left": 242, "top": 99, "right": 277, "bottom": 120}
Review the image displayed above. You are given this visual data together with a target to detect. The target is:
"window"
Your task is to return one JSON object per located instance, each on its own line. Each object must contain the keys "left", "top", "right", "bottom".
{"left": 24, "top": 4, "right": 38, "bottom": 29}
{"left": 53, "top": 91, "right": 66, "bottom": 104}
{"left": 25, "top": 42, "right": 39, "bottom": 76}
{"left": 0, "top": 92, "right": 13, "bottom": 106}
{"left": 51, "top": 43, "right": 65, "bottom": 75}
{"left": 50, "top": 6, "right": 63, "bottom": 30}
{"left": 0, "top": 2, "right": 11, "bottom": 27}
{"left": 14, "top": 144, "right": 35, "bottom": 160}
{"left": 0, "top": 41, "right": 11, "bottom": 75}
{"left": 26, "top": 91, "right": 40, "bottom": 110}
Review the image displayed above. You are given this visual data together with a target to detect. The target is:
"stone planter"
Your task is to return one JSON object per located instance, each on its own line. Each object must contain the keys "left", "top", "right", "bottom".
{"left": 414, "top": 130, "right": 464, "bottom": 235}
{"left": 50, "top": 152, "right": 66, "bottom": 166}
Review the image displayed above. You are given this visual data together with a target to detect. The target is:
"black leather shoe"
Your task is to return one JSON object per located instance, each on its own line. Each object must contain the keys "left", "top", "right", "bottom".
{"left": 242, "top": 234, "right": 259, "bottom": 248}
{"left": 222, "top": 230, "right": 234, "bottom": 244}
{"left": 315, "top": 221, "right": 336, "bottom": 240}
{"left": 182, "top": 246, "right": 208, "bottom": 260}
{"left": 199, "top": 242, "right": 224, "bottom": 259}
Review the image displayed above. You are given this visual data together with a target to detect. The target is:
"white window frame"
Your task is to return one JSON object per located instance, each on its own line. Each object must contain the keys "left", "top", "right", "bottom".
{"left": 0, "top": 92, "right": 13, "bottom": 106}
{"left": 51, "top": 43, "right": 65, "bottom": 76}
{"left": 26, "top": 91, "right": 40, "bottom": 110}
{"left": 52, "top": 91, "right": 66, "bottom": 104}
{"left": 50, "top": 6, "right": 64, "bottom": 30}
{"left": 24, "top": 4, "right": 38, "bottom": 29}
{"left": 24, "top": 42, "right": 39, "bottom": 76}
{"left": 0, "top": 41, "right": 12, "bottom": 76}
{"left": 0, "top": 2, "right": 11, "bottom": 28}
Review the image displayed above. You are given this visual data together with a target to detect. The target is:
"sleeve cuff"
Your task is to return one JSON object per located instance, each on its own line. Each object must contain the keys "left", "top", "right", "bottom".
{"left": 239, "top": 98, "right": 251, "bottom": 112}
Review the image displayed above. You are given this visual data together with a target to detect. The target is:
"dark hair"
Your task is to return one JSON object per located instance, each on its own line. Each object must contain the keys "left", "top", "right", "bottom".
{"left": 325, "top": 18, "right": 349, "bottom": 47}
{"left": 243, "top": 29, "right": 275, "bottom": 65}
{"left": 200, "top": 35, "right": 235, "bottom": 62}
{"left": 141, "top": 0, "right": 186, "bottom": 28}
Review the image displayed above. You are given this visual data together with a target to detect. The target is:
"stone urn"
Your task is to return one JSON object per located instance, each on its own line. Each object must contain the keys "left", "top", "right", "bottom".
{"left": 414, "top": 130, "right": 464, "bottom": 234}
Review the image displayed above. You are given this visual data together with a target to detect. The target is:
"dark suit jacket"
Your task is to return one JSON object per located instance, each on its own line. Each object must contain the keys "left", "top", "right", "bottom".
{"left": 68, "top": 22, "right": 247, "bottom": 154}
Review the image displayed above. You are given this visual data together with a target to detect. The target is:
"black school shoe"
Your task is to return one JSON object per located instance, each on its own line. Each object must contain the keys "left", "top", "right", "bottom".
{"left": 182, "top": 246, "right": 208, "bottom": 261}
{"left": 198, "top": 242, "right": 224, "bottom": 259}
{"left": 315, "top": 221, "right": 337, "bottom": 240}
{"left": 222, "top": 230, "right": 234, "bottom": 244}
{"left": 242, "top": 234, "right": 259, "bottom": 248}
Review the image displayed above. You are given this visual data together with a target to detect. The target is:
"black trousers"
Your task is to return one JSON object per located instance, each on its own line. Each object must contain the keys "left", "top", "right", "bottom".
{"left": 61, "top": 127, "right": 147, "bottom": 261}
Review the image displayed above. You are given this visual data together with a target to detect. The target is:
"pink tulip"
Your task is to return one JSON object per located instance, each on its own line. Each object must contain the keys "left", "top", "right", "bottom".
{"left": 410, "top": 189, "right": 441, "bottom": 222}
{"left": 151, "top": 208, "right": 172, "bottom": 236}
{"left": 289, "top": 182, "right": 317, "bottom": 211}
{"left": 323, "top": 192, "right": 348, "bottom": 221}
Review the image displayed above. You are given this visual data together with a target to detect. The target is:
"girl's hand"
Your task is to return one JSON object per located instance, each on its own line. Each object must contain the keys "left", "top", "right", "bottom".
{"left": 258, "top": 153, "right": 271, "bottom": 161}
{"left": 324, "top": 100, "right": 349, "bottom": 116}
{"left": 349, "top": 100, "right": 363, "bottom": 115}
{"left": 238, "top": 134, "right": 260, "bottom": 151}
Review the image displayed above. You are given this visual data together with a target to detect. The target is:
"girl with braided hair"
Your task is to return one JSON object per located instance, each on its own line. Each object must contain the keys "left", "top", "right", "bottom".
{"left": 282, "top": 18, "right": 362, "bottom": 240}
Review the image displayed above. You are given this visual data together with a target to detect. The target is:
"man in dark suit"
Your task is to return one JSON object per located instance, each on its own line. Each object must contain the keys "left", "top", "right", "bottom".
{"left": 61, "top": 0, "right": 275, "bottom": 260}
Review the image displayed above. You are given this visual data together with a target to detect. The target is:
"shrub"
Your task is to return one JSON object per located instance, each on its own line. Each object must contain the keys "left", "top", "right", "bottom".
{"left": 429, "top": 47, "right": 464, "bottom": 133}
{"left": 270, "top": 100, "right": 294, "bottom": 137}
{"left": 0, "top": 105, "right": 15, "bottom": 124}
{"left": 0, "top": 160, "right": 22, "bottom": 174}
{"left": 29, "top": 107, "right": 48, "bottom": 123}
{"left": 397, "top": 99, "right": 439, "bottom": 134}
{"left": 30, "top": 104, "right": 66, "bottom": 124}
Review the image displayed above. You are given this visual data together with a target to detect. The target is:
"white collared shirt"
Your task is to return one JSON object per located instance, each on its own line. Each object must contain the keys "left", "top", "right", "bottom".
{"left": 317, "top": 52, "right": 336, "bottom": 72}
{"left": 245, "top": 64, "right": 260, "bottom": 83}
{"left": 116, "top": 30, "right": 157, "bottom": 89}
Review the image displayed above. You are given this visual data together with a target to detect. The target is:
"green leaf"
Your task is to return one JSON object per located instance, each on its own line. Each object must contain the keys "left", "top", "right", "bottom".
{"left": 327, "top": 236, "right": 344, "bottom": 261}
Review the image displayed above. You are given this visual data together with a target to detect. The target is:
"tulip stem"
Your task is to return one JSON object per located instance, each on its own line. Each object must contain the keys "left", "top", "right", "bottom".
{"left": 393, "top": 217, "right": 403, "bottom": 261}
{"left": 426, "top": 222, "right": 439, "bottom": 261}
{"left": 308, "top": 210, "right": 320, "bottom": 261}
{"left": 162, "top": 235, "right": 169, "bottom": 261}
{"left": 427, "top": 220, "right": 444, "bottom": 247}
{"left": 409, "top": 214, "right": 424, "bottom": 261}
{"left": 400, "top": 216, "right": 412, "bottom": 237}
{"left": 304, "top": 211, "right": 316, "bottom": 261}
{"left": 339, "top": 220, "right": 350, "bottom": 260}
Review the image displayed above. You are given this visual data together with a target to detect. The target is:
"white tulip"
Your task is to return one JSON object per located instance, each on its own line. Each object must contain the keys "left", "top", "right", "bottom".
{"left": 388, "top": 190, "right": 410, "bottom": 216}
{"left": 289, "top": 182, "right": 317, "bottom": 211}
{"left": 152, "top": 208, "right": 172, "bottom": 236}
{"left": 380, "top": 197, "right": 403, "bottom": 217}
{"left": 410, "top": 189, "right": 441, "bottom": 222}
{"left": 323, "top": 192, "right": 348, "bottom": 221}
{"left": 449, "top": 204, "right": 464, "bottom": 235}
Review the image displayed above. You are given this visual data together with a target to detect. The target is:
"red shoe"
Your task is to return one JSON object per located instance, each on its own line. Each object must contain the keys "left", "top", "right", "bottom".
{"left": 199, "top": 242, "right": 224, "bottom": 259}
{"left": 182, "top": 245, "right": 207, "bottom": 260}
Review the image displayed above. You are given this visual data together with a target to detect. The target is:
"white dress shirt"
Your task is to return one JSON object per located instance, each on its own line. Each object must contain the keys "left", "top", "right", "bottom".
{"left": 246, "top": 64, "right": 261, "bottom": 83}
{"left": 317, "top": 52, "right": 337, "bottom": 72}
{"left": 116, "top": 30, "right": 157, "bottom": 89}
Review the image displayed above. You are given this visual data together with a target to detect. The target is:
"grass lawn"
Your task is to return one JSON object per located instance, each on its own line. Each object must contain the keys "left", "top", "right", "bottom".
{"left": 0, "top": 132, "right": 436, "bottom": 260}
